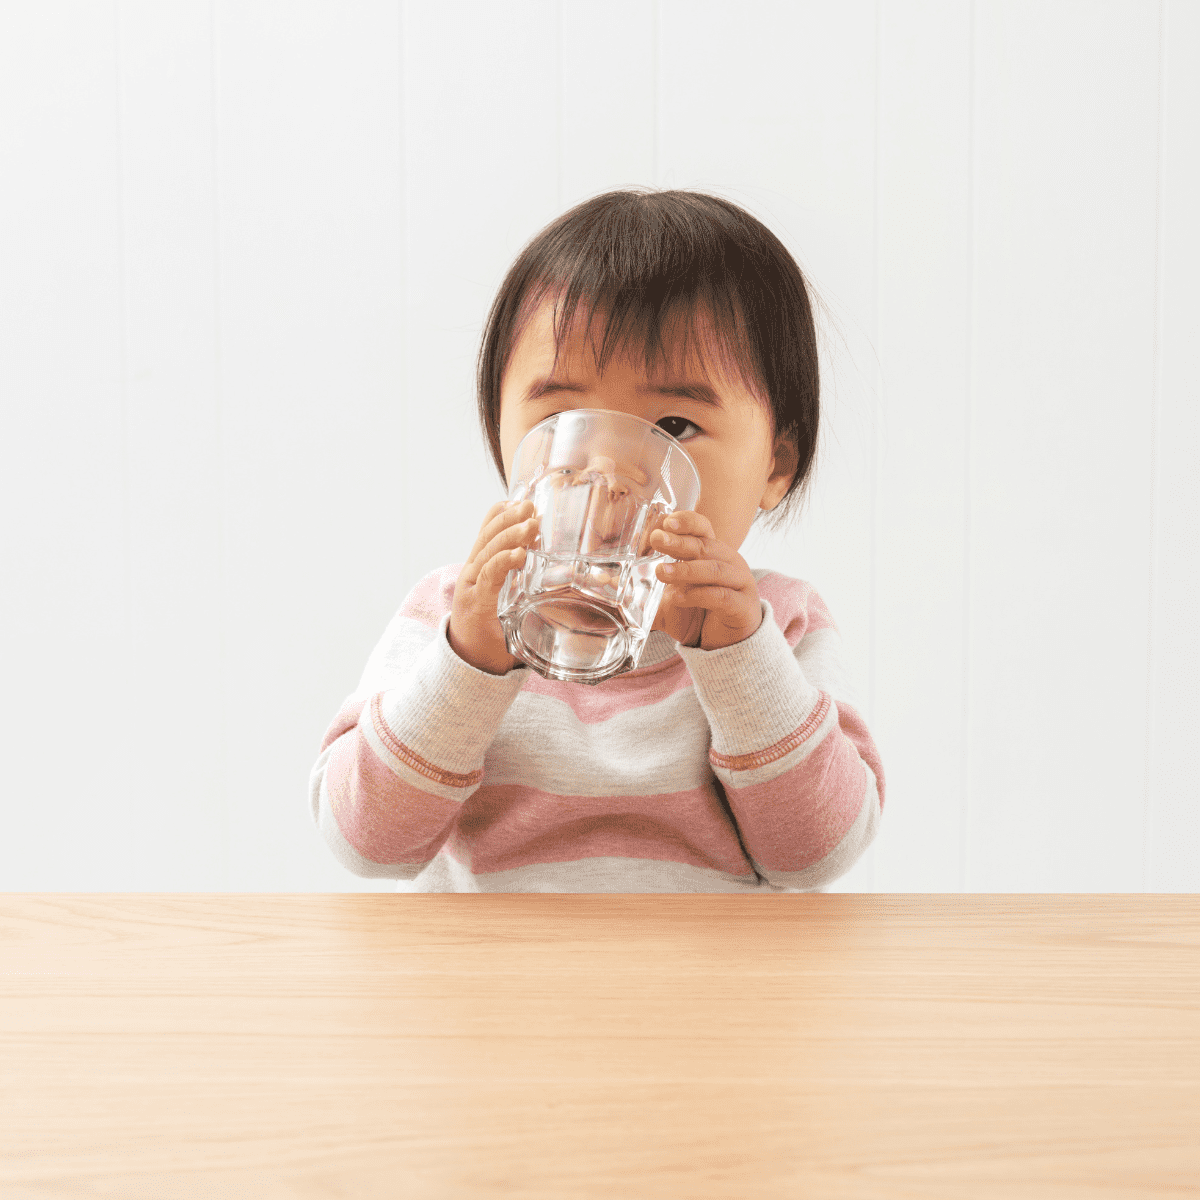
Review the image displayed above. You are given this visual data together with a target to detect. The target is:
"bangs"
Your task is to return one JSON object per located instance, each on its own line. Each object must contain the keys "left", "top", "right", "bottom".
{"left": 516, "top": 273, "right": 768, "bottom": 406}
{"left": 504, "top": 188, "right": 768, "bottom": 403}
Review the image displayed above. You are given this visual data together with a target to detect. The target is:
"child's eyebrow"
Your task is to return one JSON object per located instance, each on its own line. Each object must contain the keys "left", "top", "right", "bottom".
{"left": 523, "top": 376, "right": 724, "bottom": 408}
{"left": 640, "top": 382, "right": 724, "bottom": 408}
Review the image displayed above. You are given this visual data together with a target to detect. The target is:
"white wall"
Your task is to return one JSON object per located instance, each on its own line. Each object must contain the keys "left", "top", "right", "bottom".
{"left": 1, "top": 0, "right": 1196, "bottom": 892}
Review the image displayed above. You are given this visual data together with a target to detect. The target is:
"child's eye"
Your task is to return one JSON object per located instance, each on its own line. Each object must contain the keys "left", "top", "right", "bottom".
{"left": 655, "top": 416, "right": 701, "bottom": 441}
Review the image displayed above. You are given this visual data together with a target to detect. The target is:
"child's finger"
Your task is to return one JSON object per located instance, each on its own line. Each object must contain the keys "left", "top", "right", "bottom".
{"left": 460, "top": 516, "right": 538, "bottom": 591}
{"left": 650, "top": 510, "right": 721, "bottom": 560}
{"left": 651, "top": 526, "right": 730, "bottom": 564}
{"left": 468, "top": 500, "right": 535, "bottom": 564}
{"left": 663, "top": 510, "right": 716, "bottom": 539}
{"left": 657, "top": 556, "right": 748, "bottom": 587}
{"left": 661, "top": 583, "right": 748, "bottom": 616}
{"left": 477, "top": 544, "right": 529, "bottom": 597}
{"left": 466, "top": 501, "right": 511, "bottom": 563}
{"left": 477, "top": 515, "right": 540, "bottom": 572}
{"left": 661, "top": 562, "right": 756, "bottom": 604}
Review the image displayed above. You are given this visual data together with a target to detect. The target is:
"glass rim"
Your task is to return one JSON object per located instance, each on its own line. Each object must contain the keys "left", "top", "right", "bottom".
{"left": 515, "top": 407, "right": 700, "bottom": 489}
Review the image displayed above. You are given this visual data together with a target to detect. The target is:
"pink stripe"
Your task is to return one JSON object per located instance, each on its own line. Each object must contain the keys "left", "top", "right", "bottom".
{"left": 755, "top": 573, "right": 837, "bottom": 648}
{"left": 454, "top": 783, "right": 754, "bottom": 875}
{"left": 325, "top": 728, "right": 460, "bottom": 865}
{"left": 725, "top": 725, "right": 869, "bottom": 872}
{"left": 320, "top": 695, "right": 368, "bottom": 753}
{"left": 398, "top": 563, "right": 463, "bottom": 629}
{"left": 834, "top": 700, "right": 886, "bottom": 810}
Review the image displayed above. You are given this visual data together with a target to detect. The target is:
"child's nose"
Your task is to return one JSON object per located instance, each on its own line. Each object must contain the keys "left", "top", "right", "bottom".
{"left": 583, "top": 454, "right": 649, "bottom": 488}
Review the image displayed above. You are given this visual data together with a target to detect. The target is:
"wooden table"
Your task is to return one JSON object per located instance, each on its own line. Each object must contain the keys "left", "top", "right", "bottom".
{"left": 2, "top": 895, "right": 1197, "bottom": 1198}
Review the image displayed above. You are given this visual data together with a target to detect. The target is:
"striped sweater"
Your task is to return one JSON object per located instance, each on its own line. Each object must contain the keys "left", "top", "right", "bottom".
{"left": 309, "top": 564, "right": 885, "bottom": 892}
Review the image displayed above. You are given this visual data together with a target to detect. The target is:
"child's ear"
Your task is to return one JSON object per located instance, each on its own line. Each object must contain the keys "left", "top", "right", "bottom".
{"left": 759, "top": 436, "right": 800, "bottom": 512}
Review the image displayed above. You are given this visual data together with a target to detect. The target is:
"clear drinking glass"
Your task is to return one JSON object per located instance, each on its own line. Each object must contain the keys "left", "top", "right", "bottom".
{"left": 497, "top": 409, "right": 701, "bottom": 685}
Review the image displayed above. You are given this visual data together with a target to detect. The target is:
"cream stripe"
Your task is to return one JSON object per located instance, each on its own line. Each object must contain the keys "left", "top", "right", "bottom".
{"left": 710, "top": 693, "right": 831, "bottom": 771}
{"left": 485, "top": 685, "right": 715, "bottom": 795}
{"left": 371, "top": 693, "right": 482, "bottom": 788}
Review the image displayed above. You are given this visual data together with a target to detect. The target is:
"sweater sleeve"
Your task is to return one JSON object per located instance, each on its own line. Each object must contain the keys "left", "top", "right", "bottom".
{"left": 308, "top": 565, "right": 529, "bottom": 879}
{"left": 673, "top": 575, "right": 885, "bottom": 891}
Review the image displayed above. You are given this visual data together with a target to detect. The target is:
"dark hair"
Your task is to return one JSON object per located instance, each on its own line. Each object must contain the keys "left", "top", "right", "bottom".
{"left": 476, "top": 188, "right": 821, "bottom": 529}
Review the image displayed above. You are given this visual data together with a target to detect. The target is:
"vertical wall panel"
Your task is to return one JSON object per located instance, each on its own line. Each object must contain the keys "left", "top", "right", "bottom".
{"left": 560, "top": 0, "right": 654, "bottom": 206}
{"left": 215, "top": 0, "right": 405, "bottom": 890}
{"left": 660, "top": 0, "right": 880, "bottom": 890}
{"left": 117, "top": 0, "right": 225, "bottom": 888}
{"left": 968, "top": 2, "right": 1160, "bottom": 890}
{"left": 401, "top": 0, "right": 559, "bottom": 593}
{"left": 0, "top": 5, "right": 127, "bottom": 889}
{"left": 1148, "top": 0, "right": 1200, "bottom": 891}
{"left": 872, "top": 0, "right": 972, "bottom": 891}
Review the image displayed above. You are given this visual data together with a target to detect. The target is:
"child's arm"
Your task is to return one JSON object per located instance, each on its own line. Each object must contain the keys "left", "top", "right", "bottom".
{"left": 674, "top": 575, "right": 885, "bottom": 892}
{"left": 308, "top": 563, "right": 528, "bottom": 880}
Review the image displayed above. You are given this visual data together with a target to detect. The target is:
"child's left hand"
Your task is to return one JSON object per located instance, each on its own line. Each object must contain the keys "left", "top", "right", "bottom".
{"left": 649, "top": 512, "right": 763, "bottom": 651}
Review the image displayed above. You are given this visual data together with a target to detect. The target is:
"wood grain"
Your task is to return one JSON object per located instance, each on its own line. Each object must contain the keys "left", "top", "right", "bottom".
{"left": 2, "top": 895, "right": 1197, "bottom": 1198}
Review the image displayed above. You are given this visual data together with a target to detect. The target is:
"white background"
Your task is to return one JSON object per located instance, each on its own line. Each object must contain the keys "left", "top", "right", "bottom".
{"left": 1, "top": 1, "right": 1196, "bottom": 892}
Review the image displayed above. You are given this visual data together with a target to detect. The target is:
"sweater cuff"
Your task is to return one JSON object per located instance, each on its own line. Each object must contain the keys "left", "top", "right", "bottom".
{"left": 376, "top": 611, "right": 529, "bottom": 777}
{"left": 674, "top": 598, "right": 822, "bottom": 759}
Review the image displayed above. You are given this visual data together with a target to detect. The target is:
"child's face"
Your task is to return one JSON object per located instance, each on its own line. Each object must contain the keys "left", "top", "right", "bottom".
{"left": 498, "top": 299, "right": 797, "bottom": 553}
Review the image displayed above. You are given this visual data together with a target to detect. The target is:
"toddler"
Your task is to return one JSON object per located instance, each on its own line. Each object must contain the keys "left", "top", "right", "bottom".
{"left": 309, "top": 189, "right": 885, "bottom": 892}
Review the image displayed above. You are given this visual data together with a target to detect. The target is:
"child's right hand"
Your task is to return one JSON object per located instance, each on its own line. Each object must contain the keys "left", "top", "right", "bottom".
{"left": 448, "top": 499, "right": 539, "bottom": 675}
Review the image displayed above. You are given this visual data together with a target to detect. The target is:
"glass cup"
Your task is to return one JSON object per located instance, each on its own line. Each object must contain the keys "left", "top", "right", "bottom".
{"left": 497, "top": 409, "right": 701, "bottom": 685}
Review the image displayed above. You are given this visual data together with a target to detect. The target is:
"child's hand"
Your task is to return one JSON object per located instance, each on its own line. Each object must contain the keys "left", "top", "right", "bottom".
{"left": 649, "top": 512, "right": 763, "bottom": 651}
{"left": 448, "top": 499, "right": 539, "bottom": 675}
